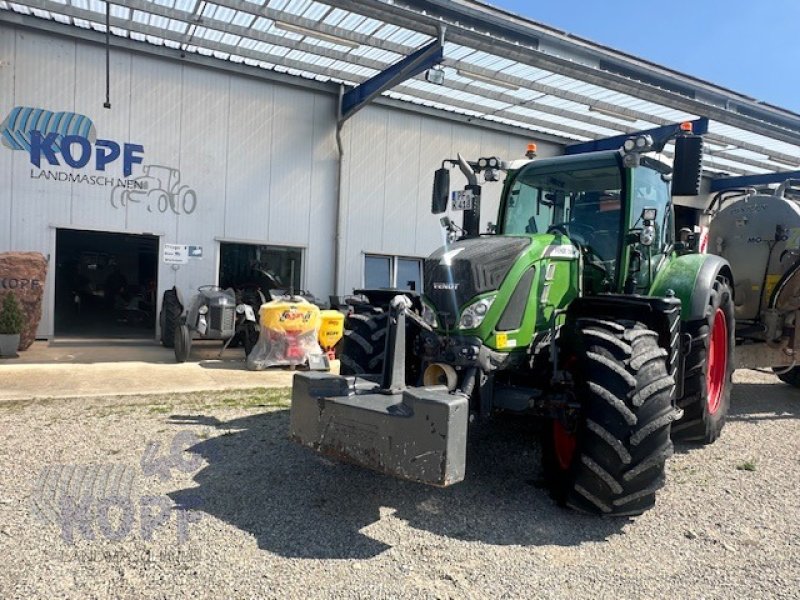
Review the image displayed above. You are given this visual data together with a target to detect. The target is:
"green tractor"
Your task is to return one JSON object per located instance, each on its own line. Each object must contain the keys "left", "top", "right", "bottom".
{"left": 291, "top": 126, "right": 735, "bottom": 516}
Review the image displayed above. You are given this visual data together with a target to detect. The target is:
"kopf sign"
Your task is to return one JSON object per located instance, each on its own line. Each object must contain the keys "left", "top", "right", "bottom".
{"left": 29, "top": 130, "right": 144, "bottom": 177}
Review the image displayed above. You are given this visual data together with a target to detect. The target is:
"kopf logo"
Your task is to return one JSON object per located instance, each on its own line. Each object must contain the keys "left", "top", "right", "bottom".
{"left": 1, "top": 106, "right": 144, "bottom": 177}
{"left": 29, "top": 131, "right": 144, "bottom": 177}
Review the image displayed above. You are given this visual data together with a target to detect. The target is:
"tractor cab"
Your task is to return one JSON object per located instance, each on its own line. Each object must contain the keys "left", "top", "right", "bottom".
{"left": 497, "top": 151, "right": 673, "bottom": 296}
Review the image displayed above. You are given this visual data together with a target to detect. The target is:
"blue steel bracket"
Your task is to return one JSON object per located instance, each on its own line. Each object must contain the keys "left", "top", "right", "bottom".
{"left": 565, "top": 117, "right": 710, "bottom": 155}
{"left": 338, "top": 28, "right": 445, "bottom": 123}
{"left": 709, "top": 170, "right": 800, "bottom": 192}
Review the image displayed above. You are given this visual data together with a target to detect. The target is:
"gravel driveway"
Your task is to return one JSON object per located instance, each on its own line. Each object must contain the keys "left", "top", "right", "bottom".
{"left": 0, "top": 370, "right": 798, "bottom": 599}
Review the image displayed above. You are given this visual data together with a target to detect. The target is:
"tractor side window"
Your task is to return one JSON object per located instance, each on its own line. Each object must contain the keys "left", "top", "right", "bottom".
{"left": 504, "top": 181, "right": 553, "bottom": 235}
{"left": 632, "top": 166, "right": 672, "bottom": 248}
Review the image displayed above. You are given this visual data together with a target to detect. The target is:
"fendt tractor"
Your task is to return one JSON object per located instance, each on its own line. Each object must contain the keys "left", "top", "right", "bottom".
{"left": 291, "top": 124, "right": 735, "bottom": 516}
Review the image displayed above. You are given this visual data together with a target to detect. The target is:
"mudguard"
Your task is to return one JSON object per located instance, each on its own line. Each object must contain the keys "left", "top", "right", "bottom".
{"left": 650, "top": 254, "right": 733, "bottom": 321}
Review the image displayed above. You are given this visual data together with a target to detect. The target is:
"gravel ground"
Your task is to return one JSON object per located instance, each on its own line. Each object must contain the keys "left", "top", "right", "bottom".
{"left": 0, "top": 369, "right": 798, "bottom": 599}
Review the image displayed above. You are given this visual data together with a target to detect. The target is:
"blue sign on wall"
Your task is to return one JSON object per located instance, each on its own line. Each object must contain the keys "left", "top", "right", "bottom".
{"left": 1, "top": 106, "right": 144, "bottom": 176}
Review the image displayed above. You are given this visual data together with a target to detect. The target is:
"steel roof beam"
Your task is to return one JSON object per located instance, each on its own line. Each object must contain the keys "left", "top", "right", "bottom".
{"left": 339, "top": 32, "right": 444, "bottom": 122}
{"left": 709, "top": 170, "right": 800, "bottom": 192}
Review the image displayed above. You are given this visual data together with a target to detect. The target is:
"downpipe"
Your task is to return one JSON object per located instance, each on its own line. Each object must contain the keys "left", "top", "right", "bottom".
{"left": 333, "top": 85, "right": 346, "bottom": 296}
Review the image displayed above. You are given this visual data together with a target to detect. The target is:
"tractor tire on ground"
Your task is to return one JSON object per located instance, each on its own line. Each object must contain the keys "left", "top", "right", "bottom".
{"left": 773, "top": 366, "right": 800, "bottom": 387}
{"left": 672, "top": 276, "right": 734, "bottom": 444}
{"left": 339, "top": 310, "right": 389, "bottom": 376}
{"left": 159, "top": 288, "right": 182, "bottom": 348}
{"left": 543, "top": 318, "right": 676, "bottom": 517}
{"left": 174, "top": 323, "right": 192, "bottom": 363}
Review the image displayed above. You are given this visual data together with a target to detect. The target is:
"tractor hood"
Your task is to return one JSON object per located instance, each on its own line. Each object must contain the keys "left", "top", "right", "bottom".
{"left": 424, "top": 236, "right": 531, "bottom": 328}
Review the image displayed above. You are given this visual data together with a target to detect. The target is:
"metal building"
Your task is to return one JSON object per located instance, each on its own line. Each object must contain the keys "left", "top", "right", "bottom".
{"left": 1, "top": 0, "right": 799, "bottom": 340}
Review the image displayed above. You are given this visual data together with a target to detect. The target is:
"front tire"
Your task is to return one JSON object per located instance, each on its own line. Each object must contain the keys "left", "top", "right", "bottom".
{"left": 174, "top": 323, "right": 192, "bottom": 363}
{"left": 672, "top": 276, "right": 734, "bottom": 443}
{"left": 543, "top": 318, "right": 676, "bottom": 516}
{"left": 339, "top": 309, "right": 388, "bottom": 376}
{"left": 243, "top": 322, "right": 259, "bottom": 357}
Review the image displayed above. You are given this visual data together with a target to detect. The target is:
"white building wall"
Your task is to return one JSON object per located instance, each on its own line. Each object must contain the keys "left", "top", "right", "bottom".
{"left": 0, "top": 23, "right": 562, "bottom": 338}
{"left": 339, "top": 104, "right": 560, "bottom": 292}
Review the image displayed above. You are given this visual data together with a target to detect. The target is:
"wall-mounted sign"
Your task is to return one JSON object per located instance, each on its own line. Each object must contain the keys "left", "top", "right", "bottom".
{"left": 1, "top": 105, "right": 199, "bottom": 218}
{"left": 163, "top": 244, "right": 189, "bottom": 265}
{"left": 163, "top": 244, "right": 203, "bottom": 265}
{"left": 1, "top": 106, "right": 143, "bottom": 177}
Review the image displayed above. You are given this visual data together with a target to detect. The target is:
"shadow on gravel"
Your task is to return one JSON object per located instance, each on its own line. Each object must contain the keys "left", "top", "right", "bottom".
{"left": 168, "top": 411, "right": 626, "bottom": 559}
{"left": 727, "top": 382, "right": 800, "bottom": 422}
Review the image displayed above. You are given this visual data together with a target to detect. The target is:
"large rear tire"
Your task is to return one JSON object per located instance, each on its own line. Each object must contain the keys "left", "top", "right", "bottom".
{"left": 672, "top": 276, "right": 734, "bottom": 443}
{"left": 543, "top": 318, "right": 676, "bottom": 516}
{"left": 159, "top": 288, "right": 182, "bottom": 348}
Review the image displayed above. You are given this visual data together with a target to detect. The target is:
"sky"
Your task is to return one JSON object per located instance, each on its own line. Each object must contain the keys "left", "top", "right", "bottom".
{"left": 489, "top": 0, "right": 800, "bottom": 113}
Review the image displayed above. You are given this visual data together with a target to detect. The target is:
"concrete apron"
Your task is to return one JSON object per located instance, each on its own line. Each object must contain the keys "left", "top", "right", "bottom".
{"left": 0, "top": 340, "right": 305, "bottom": 401}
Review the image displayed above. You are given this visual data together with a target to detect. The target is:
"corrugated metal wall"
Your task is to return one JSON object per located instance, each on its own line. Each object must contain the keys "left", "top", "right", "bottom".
{"left": 0, "top": 24, "right": 561, "bottom": 338}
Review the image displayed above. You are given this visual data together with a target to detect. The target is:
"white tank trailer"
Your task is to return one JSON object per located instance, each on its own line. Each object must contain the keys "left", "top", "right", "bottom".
{"left": 705, "top": 179, "right": 800, "bottom": 382}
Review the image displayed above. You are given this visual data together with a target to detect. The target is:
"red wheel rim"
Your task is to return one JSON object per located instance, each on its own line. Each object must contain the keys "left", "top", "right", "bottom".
{"left": 706, "top": 308, "right": 728, "bottom": 415}
{"left": 552, "top": 421, "right": 577, "bottom": 470}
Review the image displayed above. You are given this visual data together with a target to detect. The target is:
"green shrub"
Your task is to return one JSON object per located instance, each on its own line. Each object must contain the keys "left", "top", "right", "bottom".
{"left": 0, "top": 292, "right": 25, "bottom": 335}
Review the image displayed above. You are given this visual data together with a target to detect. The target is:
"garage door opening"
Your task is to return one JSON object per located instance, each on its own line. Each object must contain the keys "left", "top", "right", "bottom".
{"left": 54, "top": 229, "right": 159, "bottom": 338}
{"left": 219, "top": 242, "right": 302, "bottom": 298}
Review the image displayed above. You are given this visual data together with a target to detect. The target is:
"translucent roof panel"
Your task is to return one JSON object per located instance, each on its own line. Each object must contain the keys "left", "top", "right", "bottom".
{"left": 2, "top": 0, "right": 799, "bottom": 179}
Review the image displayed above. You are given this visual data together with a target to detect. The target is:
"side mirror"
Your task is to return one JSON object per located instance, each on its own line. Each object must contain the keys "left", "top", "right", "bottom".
{"left": 432, "top": 168, "right": 450, "bottom": 214}
{"left": 672, "top": 135, "right": 703, "bottom": 196}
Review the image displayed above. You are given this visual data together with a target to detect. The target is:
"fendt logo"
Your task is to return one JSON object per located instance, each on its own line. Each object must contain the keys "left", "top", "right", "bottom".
{"left": 1, "top": 106, "right": 144, "bottom": 176}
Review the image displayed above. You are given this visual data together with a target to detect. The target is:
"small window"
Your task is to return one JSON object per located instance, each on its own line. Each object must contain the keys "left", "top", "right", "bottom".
{"left": 219, "top": 242, "right": 302, "bottom": 293}
{"left": 365, "top": 255, "right": 392, "bottom": 288}
{"left": 364, "top": 254, "right": 423, "bottom": 291}
{"left": 397, "top": 258, "right": 422, "bottom": 291}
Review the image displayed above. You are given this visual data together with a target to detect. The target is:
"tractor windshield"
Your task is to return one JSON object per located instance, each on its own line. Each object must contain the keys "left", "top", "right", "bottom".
{"left": 501, "top": 154, "right": 623, "bottom": 272}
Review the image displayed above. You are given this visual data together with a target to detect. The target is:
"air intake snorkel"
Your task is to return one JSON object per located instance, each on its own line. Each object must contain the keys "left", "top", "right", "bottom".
{"left": 457, "top": 153, "right": 481, "bottom": 238}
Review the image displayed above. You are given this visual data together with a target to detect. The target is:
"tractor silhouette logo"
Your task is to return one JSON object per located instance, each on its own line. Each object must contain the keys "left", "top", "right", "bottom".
{"left": 110, "top": 164, "right": 197, "bottom": 215}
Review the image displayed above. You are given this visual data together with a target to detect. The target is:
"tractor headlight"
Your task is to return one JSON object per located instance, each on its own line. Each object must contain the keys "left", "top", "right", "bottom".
{"left": 198, "top": 305, "right": 209, "bottom": 315}
{"left": 422, "top": 303, "right": 438, "bottom": 328}
{"left": 458, "top": 295, "right": 496, "bottom": 330}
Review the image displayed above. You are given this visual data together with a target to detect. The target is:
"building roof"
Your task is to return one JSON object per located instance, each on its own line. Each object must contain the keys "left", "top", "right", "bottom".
{"left": 3, "top": 0, "right": 800, "bottom": 178}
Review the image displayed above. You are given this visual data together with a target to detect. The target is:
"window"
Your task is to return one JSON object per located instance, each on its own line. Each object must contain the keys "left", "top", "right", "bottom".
{"left": 504, "top": 180, "right": 554, "bottom": 235}
{"left": 633, "top": 164, "right": 673, "bottom": 248}
{"left": 219, "top": 242, "right": 302, "bottom": 294}
{"left": 364, "top": 255, "right": 423, "bottom": 291}
{"left": 364, "top": 255, "right": 391, "bottom": 288}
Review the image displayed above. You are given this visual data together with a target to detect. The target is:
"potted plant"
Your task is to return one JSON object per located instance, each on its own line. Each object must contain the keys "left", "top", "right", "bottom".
{"left": 0, "top": 292, "right": 25, "bottom": 358}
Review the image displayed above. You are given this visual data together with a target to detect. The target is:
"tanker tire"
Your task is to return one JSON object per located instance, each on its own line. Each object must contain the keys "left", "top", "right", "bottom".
{"left": 159, "top": 288, "right": 182, "bottom": 348}
{"left": 672, "top": 276, "right": 734, "bottom": 444}
{"left": 772, "top": 366, "right": 800, "bottom": 387}
{"left": 543, "top": 319, "right": 676, "bottom": 517}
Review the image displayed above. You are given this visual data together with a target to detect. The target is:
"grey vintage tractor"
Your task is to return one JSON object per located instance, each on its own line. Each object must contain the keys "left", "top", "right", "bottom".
{"left": 704, "top": 179, "right": 800, "bottom": 381}
{"left": 159, "top": 285, "right": 259, "bottom": 362}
